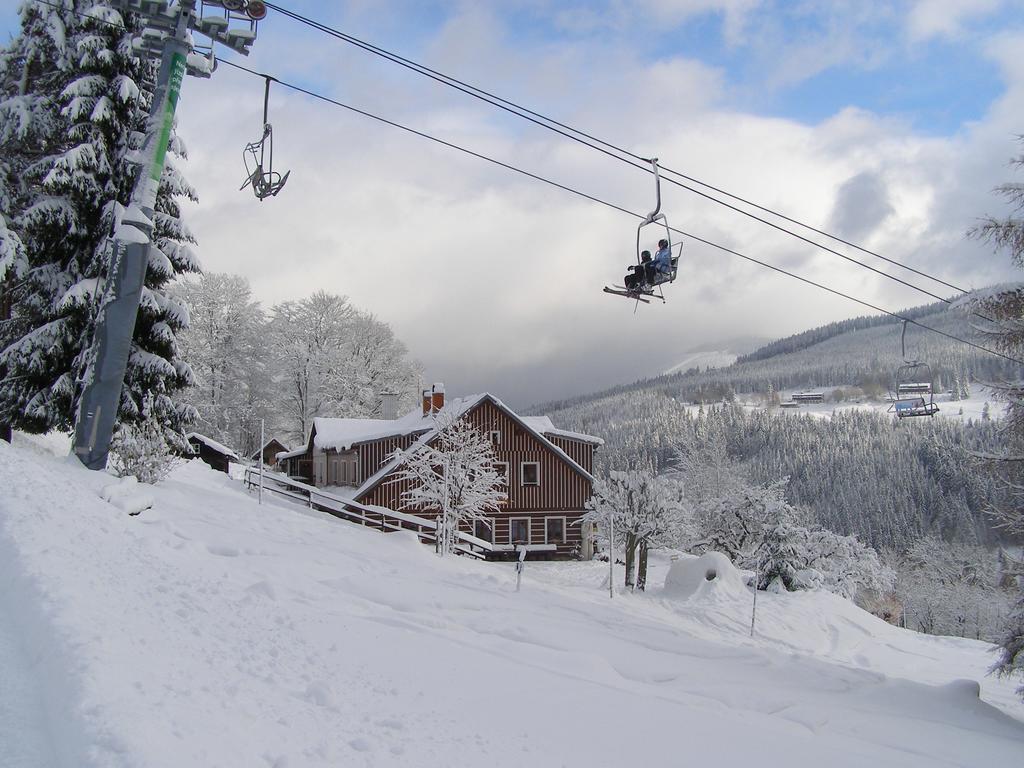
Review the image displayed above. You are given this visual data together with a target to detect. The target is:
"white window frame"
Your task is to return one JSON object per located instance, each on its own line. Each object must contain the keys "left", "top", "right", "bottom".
{"left": 520, "top": 461, "right": 540, "bottom": 486}
{"left": 492, "top": 461, "right": 510, "bottom": 503}
{"left": 509, "top": 517, "right": 531, "bottom": 545}
{"left": 544, "top": 516, "right": 567, "bottom": 545}
{"left": 488, "top": 430, "right": 502, "bottom": 447}
{"left": 473, "top": 517, "right": 495, "bottom": 544}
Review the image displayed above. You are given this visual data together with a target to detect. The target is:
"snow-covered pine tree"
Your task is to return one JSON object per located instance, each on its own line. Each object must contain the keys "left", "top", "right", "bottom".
{"left": 0, "top": 1, "right": 198, "bottom": 446}
{"left": 388, "top": 411, "right": 507, "bottom": 555}
{"left": 963, "top": 136, "right": 1024, "bottom": 695}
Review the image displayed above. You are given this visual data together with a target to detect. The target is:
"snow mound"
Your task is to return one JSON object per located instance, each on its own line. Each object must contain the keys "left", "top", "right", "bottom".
{"left": 663, "top": 552, "right": 750, "bottom": 602}
{"left": 99, "top": 476, "right": 154, "bottom": 516}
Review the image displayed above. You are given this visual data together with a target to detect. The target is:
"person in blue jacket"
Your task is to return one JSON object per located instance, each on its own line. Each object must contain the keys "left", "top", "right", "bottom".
{"left": 646, "top": 238, "right": 672, "bottom": 283}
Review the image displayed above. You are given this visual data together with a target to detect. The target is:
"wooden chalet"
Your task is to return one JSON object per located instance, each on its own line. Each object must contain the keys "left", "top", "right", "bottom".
{"left": 278, "top": 384, "right": 603, "bottom": 559}
{"left": 187, "top": 432, "right": 239, "bottom": 474}
{"left": 250, "top": 437, "right": 289, "bottom": 467}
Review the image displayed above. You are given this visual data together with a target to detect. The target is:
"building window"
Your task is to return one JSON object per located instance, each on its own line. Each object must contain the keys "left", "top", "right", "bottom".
{"left": 545, "top": 517, "right": 566, "bottom": 545}
{"left": 521, "top": 462, "right": 540, "bottom": 486}
{"left": 473, "top": 518, "right": 494, "bottom": 544}
{"left": 492, "top": 462, "right": 509, "bottom": 505}
{"left": 489, "top": 430, "right": 502, "bottom": 447}
{"left": 510, "top": 518, "right": 530, "bottom": 545}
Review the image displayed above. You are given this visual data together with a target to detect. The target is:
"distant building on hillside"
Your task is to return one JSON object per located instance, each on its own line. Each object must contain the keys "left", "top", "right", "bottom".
{"left": 791, "top": 392, "right": 824, "bottom": 404}
{"left": 187, "top": 433, "right": 239, "bottom": 474}
{"left": 279, "top": 384, "right": 603, "bottom": 559}
{"left": 250, "top": 437, "right": 289, "bottom": 467}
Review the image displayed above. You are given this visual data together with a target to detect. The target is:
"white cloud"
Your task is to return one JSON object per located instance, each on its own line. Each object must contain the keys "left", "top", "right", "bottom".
{"left": 906, "top": 0, "right": 1005, "bottom": 43}
{"left": 167, "top": 3, "right": 1023, "bottom": 406}
{"left": 641, "top": 0, "right": 763, "bottom": 45}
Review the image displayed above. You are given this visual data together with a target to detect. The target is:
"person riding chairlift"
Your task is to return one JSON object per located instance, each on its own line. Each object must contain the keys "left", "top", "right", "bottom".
{"left": 647, "top": 238, "right": 672, "bottom": 284}
{"left": 624, "top": 251, "right": 652, "bottom": 292}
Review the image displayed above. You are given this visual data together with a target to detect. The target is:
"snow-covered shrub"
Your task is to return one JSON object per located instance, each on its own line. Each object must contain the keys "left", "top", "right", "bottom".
{"left": 858, "top": 590, "right": 904, "bottom": 625}
{"left": 759, "top": 523, "right": 894, "bottom": 599}
{"left": 688, "top": 478, "right": 890, "bottom": 599}
{"left": 690, "top": 478, "right": 798, "bottom": 563}
{"left": 888, "top": 537, "right": 1016, "bottom": 642}
{"left": 110, "top": 414, "right": 176, "bottom": 485}
{"left": 584, "top": 470, "right": 686, "bottom": 590}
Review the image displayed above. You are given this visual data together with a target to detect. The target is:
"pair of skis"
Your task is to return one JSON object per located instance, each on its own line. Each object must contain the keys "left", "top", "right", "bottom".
{"left": 602, "top": 285, "right": 661, "bottom": 304}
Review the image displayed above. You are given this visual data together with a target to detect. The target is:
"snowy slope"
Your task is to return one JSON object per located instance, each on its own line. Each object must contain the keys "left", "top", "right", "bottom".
{"left": 1, "top": 439, "right": 1023, "bottom": 767}
{"left": 663, "top": 350, "right": 738, "bottom": 375}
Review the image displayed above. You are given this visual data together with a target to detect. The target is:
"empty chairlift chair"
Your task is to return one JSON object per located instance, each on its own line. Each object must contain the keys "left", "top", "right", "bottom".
{"left": 889, "top": 322, "right": 939, "bottom": 418}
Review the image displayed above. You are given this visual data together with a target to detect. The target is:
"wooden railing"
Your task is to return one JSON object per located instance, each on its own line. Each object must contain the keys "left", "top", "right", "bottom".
{"left": 243, "top": 468, "right": 503, "bottom": 558}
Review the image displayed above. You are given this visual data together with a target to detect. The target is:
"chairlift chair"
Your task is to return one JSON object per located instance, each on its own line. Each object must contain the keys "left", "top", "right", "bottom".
{"left": 888, "top": 321, "right": 939, "bottom": 418}
{"left": 604, "top": 158, "right": 682, "bottom": 305}
{"left": 241, "top": 75, "right": 290, "bottom": 200}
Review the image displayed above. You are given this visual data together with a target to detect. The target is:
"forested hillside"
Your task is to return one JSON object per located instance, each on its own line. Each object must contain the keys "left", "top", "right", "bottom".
{"left": 536, "top": 301, "right": 1020, "bottom": 550}
{"left": 538, "top": 298, "right": 1023, "bottom": 641}
{"left": 539, "top": 302, "right": 1016, "bottom": 411}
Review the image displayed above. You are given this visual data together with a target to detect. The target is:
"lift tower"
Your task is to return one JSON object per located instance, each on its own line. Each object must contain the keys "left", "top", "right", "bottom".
{"left": 73, "top": 1, "right": 266, "bottom": 470}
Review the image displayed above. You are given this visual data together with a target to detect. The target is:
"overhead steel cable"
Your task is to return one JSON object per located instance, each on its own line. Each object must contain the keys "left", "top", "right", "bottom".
{"left": 55, "top": 0, "right": 979, "bottom": 309}
{"left": 22, "top": 2, "right": 1014, "bottom": 364}
{"left": 263, "top": 2, "right": 974, "bottom": 300}
{"left": 216, "top": 58, "right": 1023, "bottom": 367}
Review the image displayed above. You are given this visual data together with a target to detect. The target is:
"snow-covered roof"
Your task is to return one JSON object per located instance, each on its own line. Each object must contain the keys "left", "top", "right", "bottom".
{"left": 520, "top": 416, "right": 604, "bottom": 446}
{"left": 186, "top": 432, "right": 239, "bottom": 461}
{"left": 312, "top": 395, "right": 487, "bottom": 453}
{"left": 277, "top": 445, "right": 307, "bottom": 461}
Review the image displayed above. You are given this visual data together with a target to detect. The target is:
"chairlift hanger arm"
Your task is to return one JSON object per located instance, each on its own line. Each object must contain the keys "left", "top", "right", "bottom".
{"left": 644, "top": 157, "right": 662, "bottom": 223}
{"left": 262, "top": 73, "right": 278, "bottom": 125}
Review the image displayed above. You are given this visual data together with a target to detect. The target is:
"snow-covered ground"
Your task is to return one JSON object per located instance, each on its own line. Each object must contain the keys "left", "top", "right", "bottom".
{"left": 1, "top": 436, "right": 1023, "bottom": 767}
{"left": 664, "top": 350, "right": 739, "bottom": 376}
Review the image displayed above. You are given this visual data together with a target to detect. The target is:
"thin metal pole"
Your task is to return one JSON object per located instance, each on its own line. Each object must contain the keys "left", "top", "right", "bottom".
{"left": 750, "top": 557, "right": 759, "bottom": 637}
{"left": 258, "top": 418, "right": 264, "bottom": 505}
{"left": 609, "top": 513, "right": 614, "bottom": 599}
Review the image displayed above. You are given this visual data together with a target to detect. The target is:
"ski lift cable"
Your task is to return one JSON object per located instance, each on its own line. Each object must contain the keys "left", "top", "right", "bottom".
{"left": 263, "top": 2, "right": 973, "bottom": 300}
{"left": 215, "top": 58, "right": 1024, "bottom": 368}
{"left": 20, "top": 2, "right": 1008, "bottom": 362}
{"left": 30, "top": 0, "right": 981, "bottom": 308}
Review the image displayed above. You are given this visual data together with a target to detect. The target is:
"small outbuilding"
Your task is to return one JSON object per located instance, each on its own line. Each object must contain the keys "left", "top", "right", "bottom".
{"left": 250, "top": 437, "right": 289, "bottom": 467}
{"left": 187, "top": 432, "right": 239, "bottom": 474}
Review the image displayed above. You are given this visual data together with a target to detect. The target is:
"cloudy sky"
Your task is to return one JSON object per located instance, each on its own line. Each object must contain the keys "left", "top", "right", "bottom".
{"left": 3, "top": 1, "right": 1024, "bottom": 407}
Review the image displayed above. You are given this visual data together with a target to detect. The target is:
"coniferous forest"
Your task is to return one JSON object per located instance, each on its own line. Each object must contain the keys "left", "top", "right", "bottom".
{"left": 534, "top": 301, "right": 1022, "bottom": 640}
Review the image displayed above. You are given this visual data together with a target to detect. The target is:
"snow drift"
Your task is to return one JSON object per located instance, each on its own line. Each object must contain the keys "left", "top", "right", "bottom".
{"left": 663, "top": 551, "right": 750, "bottom": 602}
{"left": 0, "top": 437, "right": 1022, "bottom": 767}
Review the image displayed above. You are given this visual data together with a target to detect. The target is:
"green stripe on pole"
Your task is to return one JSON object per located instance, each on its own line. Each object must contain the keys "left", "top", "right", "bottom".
{"left": 151, "top": 52, "right": 187, "bottom": 183}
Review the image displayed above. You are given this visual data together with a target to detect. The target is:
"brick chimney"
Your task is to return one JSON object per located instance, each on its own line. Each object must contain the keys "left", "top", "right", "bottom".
{"left": 431, "top": 382, "right": 445, "bottom": 413}
{"left": 422, "top": 388, "right": 432, "bottom": 415}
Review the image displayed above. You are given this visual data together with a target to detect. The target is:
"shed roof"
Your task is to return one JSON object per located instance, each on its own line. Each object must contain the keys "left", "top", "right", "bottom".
{"left": 250, "top": 437, "right": 289, "bottom": 461}
{"left": 186, "top": 432, "right": 239, "bottom": 461}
